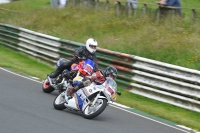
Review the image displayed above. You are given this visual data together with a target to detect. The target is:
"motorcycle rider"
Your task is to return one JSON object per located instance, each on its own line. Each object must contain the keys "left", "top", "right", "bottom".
{"left": 66, "top": 66, "right": 118, "bottom": 101}
{"left": 48, "top": 38, "right": 98, "bottom": 83}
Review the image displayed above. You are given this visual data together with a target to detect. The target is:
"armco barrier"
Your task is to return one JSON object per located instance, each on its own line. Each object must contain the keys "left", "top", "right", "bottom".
{"left": 1, "top": 24, "right": 200, "bottom": 113}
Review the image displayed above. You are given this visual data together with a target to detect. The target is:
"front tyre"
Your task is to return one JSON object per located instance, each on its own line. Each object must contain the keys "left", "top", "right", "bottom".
{"left": 42, "top": 79, "right": 54, "bottom": 93}
{"left": 83, "top": 99, "right": 107, "bottom": 119}
{"left": 53, "top": 92, "right": 66, "bottom": 110}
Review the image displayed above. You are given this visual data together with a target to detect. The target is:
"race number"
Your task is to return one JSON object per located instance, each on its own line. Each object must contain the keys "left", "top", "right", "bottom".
{"left": 84, "top": 64, "right": 93, "bottom": 75}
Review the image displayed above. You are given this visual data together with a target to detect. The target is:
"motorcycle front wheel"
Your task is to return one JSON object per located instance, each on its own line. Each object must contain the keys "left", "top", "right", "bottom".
{"left": 83, "top": 99, "right": 107, "bottom": 119}
{"left": 53, "top": 92, "right": 66, "bottom": 110}
{"left": 42, "top": 79, "right": 55, "bottom": 93}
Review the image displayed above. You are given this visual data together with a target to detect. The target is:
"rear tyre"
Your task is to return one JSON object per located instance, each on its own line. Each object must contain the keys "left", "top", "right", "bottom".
{"left": 42, "top": 79, "right": 55, "bottom": 93}
{"left": 83, "top": 99, "right": 107, "bottom": 119}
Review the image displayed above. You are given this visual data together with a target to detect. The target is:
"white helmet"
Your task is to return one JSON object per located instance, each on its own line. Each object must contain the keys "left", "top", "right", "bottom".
{"left": 86, "top": 38, "right": 98, "bottom": 54}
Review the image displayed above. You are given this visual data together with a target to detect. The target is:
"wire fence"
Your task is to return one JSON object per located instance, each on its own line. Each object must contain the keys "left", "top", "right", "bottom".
{"left": 66, "top": 0, "right": 200, "bottom": 22}
{"left": 1, "top": 0, "right": 200, "bottom": 22}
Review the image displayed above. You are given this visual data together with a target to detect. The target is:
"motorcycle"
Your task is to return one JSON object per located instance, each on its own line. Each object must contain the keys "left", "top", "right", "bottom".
{"left": 53, "top": 77, "right": 121, "bottom": 119}
{"left": 42, "top": 58, "right": 95, "bottom": 93}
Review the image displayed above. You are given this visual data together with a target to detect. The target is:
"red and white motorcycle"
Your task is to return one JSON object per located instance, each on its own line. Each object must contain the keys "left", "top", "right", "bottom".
{"left": 42, "top": 58, "right": 95, "bottom": 93}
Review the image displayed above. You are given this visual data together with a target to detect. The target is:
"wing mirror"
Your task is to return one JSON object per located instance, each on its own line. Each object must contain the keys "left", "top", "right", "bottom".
{"left": 116, "top": 91, "right": 121, "bottom": 96}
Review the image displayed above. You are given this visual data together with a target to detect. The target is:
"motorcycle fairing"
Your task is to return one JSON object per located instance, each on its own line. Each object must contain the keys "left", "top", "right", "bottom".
{"left": 75, "top": 88, "right": 88, "bottom": 110}
{"left": 70, "top": 59, "right": 95, "bottom": 76}
{"left": 74, "top": 84, "right": 102, "bottom": 111}
{"left": 81, "top": 59, "right": 94, "bottom": 76}
{"left": 66, "top": 96, "right": 80, "bottom": 110}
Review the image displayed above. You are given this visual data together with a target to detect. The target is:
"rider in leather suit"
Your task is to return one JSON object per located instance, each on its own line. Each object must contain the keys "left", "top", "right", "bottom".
{"left": 48, "top": 38, "right": 98, "bottom": 81}
{"left": 66, "top": 66, "right": 118, "bottom": 102}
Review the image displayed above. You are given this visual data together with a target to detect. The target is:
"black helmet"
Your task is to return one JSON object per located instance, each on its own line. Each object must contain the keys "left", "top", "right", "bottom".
{"left": 104, "top": 66, "right": 117, "bottom": 79}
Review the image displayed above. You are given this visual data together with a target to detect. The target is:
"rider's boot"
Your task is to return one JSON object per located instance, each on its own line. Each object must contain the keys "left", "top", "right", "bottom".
{"left": 48, "top": 70, "right": 61, "bottom": 84}
{"left": 48, "top": 62, "right": 71, "bottom": 85}
{"left": 67, "top": 87, "right": 76, "bottom": 97}
{"left": 56, "top": 75, "right": 63, "bottom": 84}
{"left": 65, "top": 86, "right": 79, "bottom": 103}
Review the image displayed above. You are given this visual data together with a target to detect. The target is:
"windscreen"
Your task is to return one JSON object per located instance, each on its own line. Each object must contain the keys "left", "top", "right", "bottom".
{"left": 104, "top": 77, "right": 117, "bottom": 93}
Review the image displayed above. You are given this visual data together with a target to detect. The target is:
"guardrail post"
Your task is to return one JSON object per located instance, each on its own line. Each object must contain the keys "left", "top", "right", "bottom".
{"left": 170, "top": 9, "right": 175, "bottom": 21}
{"left": 116, "top": 1, "right": 121, "bottom": 17}
{"left": 127, "top": 3, "right": 133, "bottom": 17}
{"left": 72, "top": 0, "right": 76, "bottom": 7}
{"left": 156, "top": 7, "right": 161, "bottom": 23}
{"left": 95, "top": 0, "right": 99, "bottom": 12}
{"left": 191, "top": 9, "right": 196, "bottom": 23}
{"left": 143, "top": 4, "right": 147, "bottom": 16}
{"left": 105, "top": 0, "right": 109, "bottom": 12}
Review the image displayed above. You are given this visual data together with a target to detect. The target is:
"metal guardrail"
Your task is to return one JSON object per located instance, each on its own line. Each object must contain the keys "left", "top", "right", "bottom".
{"left": 1, "top": 23, "right": 200, "bottom": 113}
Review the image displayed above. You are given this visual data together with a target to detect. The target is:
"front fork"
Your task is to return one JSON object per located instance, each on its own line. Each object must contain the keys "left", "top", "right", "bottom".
{"left": 90, "top": 93, "right": 100, "bottom": 106}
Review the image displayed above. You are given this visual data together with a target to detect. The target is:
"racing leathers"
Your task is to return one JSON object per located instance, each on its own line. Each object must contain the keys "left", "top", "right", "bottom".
{"left": 49, "top": 46, "right": 98, "bottom": 79}
{"left": 67, "top": 70, "right": 106, "bottom": 97}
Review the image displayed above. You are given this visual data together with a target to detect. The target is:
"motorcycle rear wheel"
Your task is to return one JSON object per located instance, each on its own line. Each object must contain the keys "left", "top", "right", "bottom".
{"left": 83, "top": 99, "right": 107, "bottom": 119}
{"left": 53, "top": 92, "right": 66, "bottom": 110}
{"left": 42, "top": 79, "right": 55, "bottom": 93}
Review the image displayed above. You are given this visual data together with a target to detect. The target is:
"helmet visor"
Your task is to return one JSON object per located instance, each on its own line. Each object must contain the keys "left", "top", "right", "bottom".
{"left": 89, "top": 45, "right": 97, "bottom": 49}
{"left": 109, "top": 73, "right": 117, "bottom": 79}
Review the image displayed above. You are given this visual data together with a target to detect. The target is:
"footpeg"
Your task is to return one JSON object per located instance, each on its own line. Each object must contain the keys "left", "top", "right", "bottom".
{"left": 64, "top": 102, "right": 68, "bottom": 107}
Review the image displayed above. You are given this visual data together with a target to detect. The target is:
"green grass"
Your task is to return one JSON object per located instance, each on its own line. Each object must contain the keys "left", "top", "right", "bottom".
{"left": 1, "top": 0, "right": 200, "bottom": 131}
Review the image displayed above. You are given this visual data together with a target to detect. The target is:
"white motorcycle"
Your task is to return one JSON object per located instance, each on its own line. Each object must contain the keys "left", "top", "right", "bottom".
{"left": 53, "top": 77, "right": 121, "bottom": 119}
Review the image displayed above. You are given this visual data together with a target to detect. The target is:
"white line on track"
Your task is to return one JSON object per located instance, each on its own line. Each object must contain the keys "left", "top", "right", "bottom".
{"left": 0, "top": 67, "right": 43, "bottom": 83}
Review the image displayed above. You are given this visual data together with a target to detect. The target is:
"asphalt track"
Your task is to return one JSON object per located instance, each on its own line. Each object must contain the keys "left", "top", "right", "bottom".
{"left": 0, "top": 68, "right": 192, "bottom": 133}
